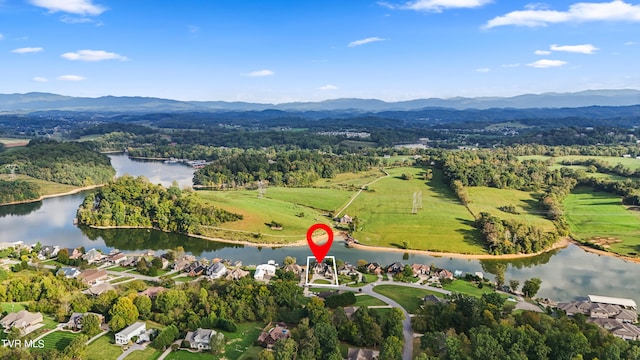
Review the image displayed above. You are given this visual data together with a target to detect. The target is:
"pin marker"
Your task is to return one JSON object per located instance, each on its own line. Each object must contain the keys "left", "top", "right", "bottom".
{"left": 306, "top": 223, "right": 334, "bottom": 263}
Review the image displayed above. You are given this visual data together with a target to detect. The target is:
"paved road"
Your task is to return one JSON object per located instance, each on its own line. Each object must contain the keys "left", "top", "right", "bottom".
{"left": 116, "top": 343, "right": 146, "bottom": 360}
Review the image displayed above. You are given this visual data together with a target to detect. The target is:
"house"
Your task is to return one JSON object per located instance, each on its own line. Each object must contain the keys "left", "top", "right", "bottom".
{"left": 254, "top": 264, "right": 277, "bottom": 280}
{"left": 106, "top": 252, "right": 127, "bottom": 265}
{"left": 184, "top": 261, "right": 203, "bottom": 274}
{"left": 283, "top": 263, "right": 304, "bottom": 276}
{"left": 82, "top": 248, "right": 103, "bottom": 264}
{"left": 57, "top": 267, "right": 81, "bottom": 279}
{"left": 226, "top": 267, "right": 250, "bottom": 280}
{"left": 173, "top": 259, "right": 191, "bottom": 272}
{"left": 138, "top": 286, "right": 167, "bottom": 299}
{"left": 615, "top": 309, "right": 638, "bottom": 323}
{"left": 337, "top": 263, "right": 358, "bottom": 276}
{"left": 387, "top": 262, "right": 403, "bottom": 274}
{"left": 206, "top": 262, "right": 227, "bottom": 279}
{"left": 115, "top": 322, "right": 147, "bottom": 345}
{"left": 365, "top": 263, "right": 383, "bottom": 275}
{"left": 82, "top": 283, "right": 115, "bottom": 296}
{"left": 588, "top": 318, "right": 640, "bottom": 341}
{"left": 66, "top": 312, "right": 104, "bottom": 331}
{"left": 474, "top": 272, "right": 484, "bottom": 280}
{"left": 0, "top": 310, "right": 43, "bottom": 335}
{"left": 68, "top": 248, "right": 83, "bottom": 260}
{"left": 436, "top": 269, "right": 454, "bottom": 280}
{"left": 160, "top": 258, "right": 170, "bottom": 269}
{"left": 37, "top": 245, "right": 60, "bottom": 260}
{"left": 313, "top": 262, "right": 330, "bottom": 276}
{"left": 453, "top": 270, "right": 464, "bottom": 277}
{"left": 347, "top": 348, "right": 379, "bottom": 360}
{"left": 78, "top": 269, "right": 108, "bottom": 285}
{"left": 344, "top": 306, "right": 358, "bottom": 320}
{"left": 258, "top": 323, "right": 290, "bottom": 348}
{"left": 185, "top": 328, "right": 219, "bottom": 350}
{"left": 411, "top": 264, "right": 430, "bottom": 276}
{"left": 189, "top": 265, "right": 206, "bottom": 277}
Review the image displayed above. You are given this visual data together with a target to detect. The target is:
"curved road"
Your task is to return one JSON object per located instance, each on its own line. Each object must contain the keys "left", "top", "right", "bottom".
{"left": 329, "top": 281, "right": 450, "bottom": 360}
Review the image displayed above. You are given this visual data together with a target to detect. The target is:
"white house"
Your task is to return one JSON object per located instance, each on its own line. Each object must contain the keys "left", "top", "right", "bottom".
{"left": 254, "top": 264, "right": 277, "bottom": 280}
{"left": 206, "top": 262, "right": 227, "bottom": 279}
{"left": 115, "top": 322, "right": 146, "bottom": 345}
{"left": 185, "top": 328, "right": 219, "bottom": 350}
{"left": 56, "top": 267, "right": 81, "bottom": 279}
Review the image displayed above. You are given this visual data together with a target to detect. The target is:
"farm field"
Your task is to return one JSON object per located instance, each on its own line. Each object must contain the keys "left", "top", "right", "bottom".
{"left": 345, "top": 167, "right": 485, "bottom": 254}
{"left": 373, "top": 284, "right": 445, "bottom": 313}
{"left": 264, "top": 187, "right": 354, "bottom": 212}
{"left": 466, "top": 187, "right": 555, "bottom": 231}
{"left": 0, "top": 137, "right": 29, "bottom": 147}
{"left": 0, "top": 174, "right": 78, "bottom": 198}
{"left": 198, "top": 189, "right": 328, "bottom": 243}
{"left": 564, "top": 187, "right": 640, "bottom": 256}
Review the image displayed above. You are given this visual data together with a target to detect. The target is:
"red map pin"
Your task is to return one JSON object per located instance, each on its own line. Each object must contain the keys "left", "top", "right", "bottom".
{"left": 306, "top": 223, "right": 334, "bottom": 263}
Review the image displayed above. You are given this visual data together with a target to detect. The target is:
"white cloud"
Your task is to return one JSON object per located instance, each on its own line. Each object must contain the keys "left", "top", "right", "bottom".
{"left": 550, "top": 44, "right": 599, "bottom": 54}
{"left": 60, "top": 15, "right": 97, "bottom": 24}
{"left": 625, "top": 41, "right": 637, "bottom": 45}
{"left": 0, "top": 33, "right": 4, "bottom": 40}
{"left": 475, "top": 68, "right": 490, "bottom": 72}
{"left": 501, "top": 63, "right": 520, "bottom": 68}
{"left": 32, "top": 77, "right": 48, "bottom": 82}
{"left": 57, "top": 74, "right": 85, "bottom": 81}
{"left": 484, "top": 1, "right": 640, "bottom": 28}
{"left": 319, "top": 84, "right": 338, "bottom": 90}
{"left": 11, "top": 47, "right": 43, "bottom": 54}
{"left": 534, "top": 50, "right": 552, "bottom": 55}
{"left": 383, "top": 0, "right": 492, "bottom": 12}
{"left": 29, "top": 0, "right": 105, "bottom": 16}
{"left": 243, "top": 69, "right": 274, "bottom": 77}
{"left": 61, "top": 49, "right": 127, "bottom": 61}
{"left": 348, "top": 37, "right": 385, "bottom": 47}
{"left": 527, "top": 59, "right": 568, "bottom": 68}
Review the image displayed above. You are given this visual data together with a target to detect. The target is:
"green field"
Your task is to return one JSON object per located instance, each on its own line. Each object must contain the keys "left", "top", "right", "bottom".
{"left": 564, "top": 187, "right": 640, "bottom": 256}
{"left": 166, "top": 350, "right": 215, "bottom": 360}
{"left": 123, "top": 347, "right": 162, "bottom": 360}
{"left": 198, "top": 189, "right": 329, "bottom": 243}
{"left": 312, "top": 168, "right": 386, "bottom": 189}
{"left": 0, "top": 174, "right": 78, "bottom": 198}
{"left": 85, "top": 335, "right": 122, "bottom": 360}
{"left": 218, "top": 322, "right": 264, "bottom": 360}
{"left": 354, "top": 294, "right": 387, "bottom": 307}
{"left": 466, "top": 187, "right": 555, "bottom": 231}
{"left": 442, "top": 280, "right": 494, "bottom": 298}
{"left": 0, "top": 301, "right": 27, "bottom": 312}
{"left": 518, "top": 155, "right": 640, "bottom": 171}
{"left": 38, "top": 331, "right": 79, "bottom": 352}
{"left": 264, "top": 187, "right": 354, "bottom": 212}
{"left": 346, "top": 167, "right": 485, "bottom": 254}
{"left": 373, "top": 285, "right": 445, "bottom": 313}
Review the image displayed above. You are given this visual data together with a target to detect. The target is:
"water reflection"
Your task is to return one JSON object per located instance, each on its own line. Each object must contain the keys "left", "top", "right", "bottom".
{"left": 0, "top": 201, "right": 42, "bottom": 219}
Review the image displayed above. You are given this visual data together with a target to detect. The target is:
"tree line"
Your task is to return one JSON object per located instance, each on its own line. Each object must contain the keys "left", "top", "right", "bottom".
{"left": 76, "top": 176, "right": 243, "bottom": 234}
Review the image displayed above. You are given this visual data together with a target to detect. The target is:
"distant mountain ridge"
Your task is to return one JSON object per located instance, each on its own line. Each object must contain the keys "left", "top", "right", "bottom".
{"left": 1, "top": 89, "right": 639, "bottom": 113}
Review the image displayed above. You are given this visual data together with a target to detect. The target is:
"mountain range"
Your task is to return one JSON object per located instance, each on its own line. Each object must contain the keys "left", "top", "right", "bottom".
{"left": 1, "top": 89, "right": 639, "bottom": 113}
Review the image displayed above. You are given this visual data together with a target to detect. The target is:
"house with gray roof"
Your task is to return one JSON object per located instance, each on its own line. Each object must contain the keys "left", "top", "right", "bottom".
{"left": 185, "top": 328, "right": 219, "bottom": 350}
{"left": 115, "top": 321, "right": 146, "bottom": 345}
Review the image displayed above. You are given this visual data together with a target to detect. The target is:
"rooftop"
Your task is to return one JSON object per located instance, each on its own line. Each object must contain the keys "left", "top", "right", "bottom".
{"left": 588, "top": 295, "right": 637, "bottom": 309}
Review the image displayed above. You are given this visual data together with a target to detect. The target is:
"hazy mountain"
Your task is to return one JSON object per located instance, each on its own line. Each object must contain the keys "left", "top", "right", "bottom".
{"left": 1, "top": 89, "right": 639, "bottom": 113}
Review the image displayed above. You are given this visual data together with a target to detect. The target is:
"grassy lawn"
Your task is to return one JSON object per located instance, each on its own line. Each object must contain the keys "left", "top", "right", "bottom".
{"left": 313, "top": 168, "right": 386, "bottom": 189}
{"left": 42, "top": 315, "right": 60, "bottom": 329}
{"left": 124, "top": 347, "right": 162, "bottom": 360}
{"left": 166, "top": 350, "right": 216, "bottom": 360}
{"left": 198, "top": 190, "right": 328, "bottom": 244}
{"left": 360, "top": 274, "right": 379, "bottom": 283}
{"left": 110, "top": 276, "right": 134, "bottom": 284}
{"left": 173, "top": 276, "right": 195, "bottom": 283}
{"left": 354, "top": 294, "right": 387, "bottom": 307}
{"left": 38, "top": 331, "right": 79, "bottom": 352}
{"left": 442, "top": 280, "right": 494, "bottom": 298}
{"left": 564, "top": 187, "right": 640, "bottom": 256}
{"left": 312, "top": 279, "right": 332, "bottom": 284}
{"left": 85, "top": 335, "right": 123, "bottom": 360}
{"left": 0, "top": 301, "right": 28, "bottom": 312}
{"left": 346, "top": 167, "right": 485, "bottom": 254}
{"left": 218, "top": 322, "right": 264, "bottom": 360}
{"left": 466, "top": 187, "right": 555, "bottom": 231}
{"left": 107, "top": 266, "right": 133, "bottom": 272}
{"left": 373, "top": 285, "right": 445, "bottom": 313}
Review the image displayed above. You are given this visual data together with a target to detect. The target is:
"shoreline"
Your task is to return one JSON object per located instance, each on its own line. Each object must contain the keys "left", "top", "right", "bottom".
{"left": 81, "top": 225, "right": 640, "bottom": 263}
{"left": 0, "top": 184, "right": 103, "bottom": 207}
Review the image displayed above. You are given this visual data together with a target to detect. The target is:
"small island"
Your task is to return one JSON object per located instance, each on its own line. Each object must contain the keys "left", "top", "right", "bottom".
{"left": 76, "top": 175, "right": 243, "bottom": 234}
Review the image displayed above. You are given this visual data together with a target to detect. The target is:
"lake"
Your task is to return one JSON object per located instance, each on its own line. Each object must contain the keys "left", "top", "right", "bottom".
{"left": 0, "top": 153, "right": 638, "bottom": 304}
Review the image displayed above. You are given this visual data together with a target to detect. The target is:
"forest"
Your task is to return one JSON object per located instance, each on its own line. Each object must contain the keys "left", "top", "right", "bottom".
{"left": 0, "top": 179, "right": 40, "bottom": 204}
{"left": 76, "top": 175, "right": 243, "bottom": 234}
{"left": 193, "top": 149, "right": 379, "bottom": 188}
{"left": 412, "top": 293, "right": 640, "bottom": 360}
{"left": 0, "top": 139, "right": 115, "bottom": 187}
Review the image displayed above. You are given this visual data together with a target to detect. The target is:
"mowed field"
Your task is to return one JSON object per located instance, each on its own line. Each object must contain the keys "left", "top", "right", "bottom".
{"left": 198, "top": 188, "right": 343, "bottom": 243}
{"left": 345, "top": 167, "right": 485, "bottom": 254}
{"left": 564, "top": 187, "right": 640, "bottom": 256}
{"left": 0, "top": 137, "right": 29, "bottom": 147}
{"left": 466, "top": 187, "right": 555, "bottom": 231}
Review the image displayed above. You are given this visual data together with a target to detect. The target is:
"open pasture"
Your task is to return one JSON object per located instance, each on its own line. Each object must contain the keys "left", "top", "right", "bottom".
{"left": 344, "top": 167, "right": 485, "bottom": 254}
{"left": 564, "top": 187, "right": 640, "bottom": 256}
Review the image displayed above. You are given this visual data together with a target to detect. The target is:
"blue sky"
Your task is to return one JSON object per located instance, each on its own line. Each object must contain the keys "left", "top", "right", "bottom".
{"left": 1, "top": 0, "right": 639, "bottom": 102}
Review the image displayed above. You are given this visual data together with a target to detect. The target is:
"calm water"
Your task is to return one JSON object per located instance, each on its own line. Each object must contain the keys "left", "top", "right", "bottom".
{"left": 0, "top": 154, "right": 638, "bottom": 304}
